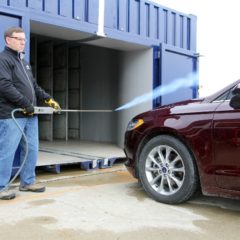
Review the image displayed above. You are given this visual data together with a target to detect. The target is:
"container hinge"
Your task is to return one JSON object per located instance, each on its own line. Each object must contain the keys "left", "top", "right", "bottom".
{"left": 154, "top": 50, "right": 161, "bottom": 59}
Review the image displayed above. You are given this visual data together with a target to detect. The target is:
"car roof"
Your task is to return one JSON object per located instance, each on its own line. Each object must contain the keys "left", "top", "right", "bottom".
{"left": 202, "top": 79, "right": 240, "bottom": 103}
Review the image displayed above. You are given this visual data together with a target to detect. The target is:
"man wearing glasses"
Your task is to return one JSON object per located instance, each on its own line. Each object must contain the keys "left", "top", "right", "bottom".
{"left": 0, "top": 27, "right": 60, "bottom": 200}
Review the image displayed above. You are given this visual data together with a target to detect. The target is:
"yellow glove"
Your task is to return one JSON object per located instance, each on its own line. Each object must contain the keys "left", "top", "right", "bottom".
{"left": 45, "top": 98, "right": 61, "bottom": 111}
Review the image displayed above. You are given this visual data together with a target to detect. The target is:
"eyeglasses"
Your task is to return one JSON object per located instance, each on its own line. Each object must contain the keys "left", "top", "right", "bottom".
{"left": 9, "top": 36, "right": 27, "bottom": 42}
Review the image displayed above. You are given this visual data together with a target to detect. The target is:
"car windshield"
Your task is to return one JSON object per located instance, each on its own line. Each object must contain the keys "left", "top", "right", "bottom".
{"left": 203, "top": 80, "right": 240, "bottom": 104}
{"left": 212, "top": 87, "right": 235, "bottom": 102}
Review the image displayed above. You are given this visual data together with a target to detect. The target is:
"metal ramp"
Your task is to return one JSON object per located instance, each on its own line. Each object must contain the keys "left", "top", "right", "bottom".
{"left": 37, "top": 140, "right": 126, "bottom": 173}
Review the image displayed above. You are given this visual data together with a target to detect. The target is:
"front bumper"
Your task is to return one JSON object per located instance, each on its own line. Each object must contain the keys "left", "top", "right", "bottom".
{"left": 124, "top": 154, "right": 138, "bottom": 179}
{"left": 124, "top": 132, "right": 141, "bottom": 179}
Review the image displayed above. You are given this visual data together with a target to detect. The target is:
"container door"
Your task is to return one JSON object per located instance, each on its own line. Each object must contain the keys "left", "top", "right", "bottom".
{"left": 154, "top": 44, "right": 198, "bottom": 107}
{"left": 0, "top": 13, "right": 22, "bottom": 173}
{"left": 0, "top": 13, "right": 21, "bottom": 51}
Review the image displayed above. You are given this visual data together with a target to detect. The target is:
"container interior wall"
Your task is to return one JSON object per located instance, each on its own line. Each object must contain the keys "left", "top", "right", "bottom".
{"left": 30, "top": 35, "right": 153, "bottom": 146}
{"left": 117, "top": 49, "right": 153, "bottom": 146}
{"left": 79, "top": 45, "right": 118, "bottom": 143}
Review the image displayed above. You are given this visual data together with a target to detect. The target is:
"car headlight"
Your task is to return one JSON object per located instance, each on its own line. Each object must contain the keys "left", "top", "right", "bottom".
{"left": 127, "top": 119, "right": 144, "bottom": 131}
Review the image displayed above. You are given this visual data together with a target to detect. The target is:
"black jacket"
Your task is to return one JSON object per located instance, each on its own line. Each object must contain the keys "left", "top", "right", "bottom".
{"left": 0, "top": 47, "right": 51, "bottom": 118}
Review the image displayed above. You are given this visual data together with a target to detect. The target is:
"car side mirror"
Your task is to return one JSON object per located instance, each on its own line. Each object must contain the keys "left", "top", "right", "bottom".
{"left": 230, "top": 85, "right": 240, "bottom": 109}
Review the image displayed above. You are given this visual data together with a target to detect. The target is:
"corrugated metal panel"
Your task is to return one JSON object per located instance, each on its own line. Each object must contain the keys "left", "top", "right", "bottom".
{"left": 143, "top": 2, "right": 150, "bottom": 37}
{"left": 0, "top": 0, "right": 197, "bottom": 51}
{"left": 0, "top": 13, "right": 21, "bottom": 51}
{"left": 88, "top": 0, "right": 99, "bottom": 24}
{"left": 0, "top": 0, "right": 98, "bottom": 24}
{"left": 129, "top": 0, "right": 140, "bottom": 35}
{"left": 153, "top": 6, "right": 159, "bottom": 39}
{"left": 104, "top": 0, "right": 117, "bottom": 29}
{"left": 0, "top": 0, "right": 7, "bottom": 6}
{"left": 59, "top": 0, "right": 72, "bottom": 17}
{"left": 73, "top": 0, "right": 86, "bottom": 21}
{"left": 28, "top": 0, "right": 42, "bottom": 10}
{"left": 157, "top": 44, "right": 198, "bottom": 106}
{"left": 118, "top": 0, "right": 128, "bottom": 32}
{"left": 103, "top": 0, "right": 196, "bottom": 51}
{"left": 44, "top": 1, "right": 58, "bottom": 15}
{"left": 8, "top": 0, "right": 26, "bottom": 8}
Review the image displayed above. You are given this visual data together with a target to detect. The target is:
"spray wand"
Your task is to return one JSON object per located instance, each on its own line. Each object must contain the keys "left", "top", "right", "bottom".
{"left": 33, "top": 107, "right": 113, "bottom": 114}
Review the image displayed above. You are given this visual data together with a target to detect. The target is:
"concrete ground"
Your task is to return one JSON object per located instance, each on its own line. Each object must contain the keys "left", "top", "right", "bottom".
{"left": 0, "top": 164, "right": 240, "bottom": 240}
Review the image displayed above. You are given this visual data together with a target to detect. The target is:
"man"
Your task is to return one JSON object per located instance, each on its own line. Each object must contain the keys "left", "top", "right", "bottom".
{"left": 0, "top": 27, "right": 60, "bottom": 200}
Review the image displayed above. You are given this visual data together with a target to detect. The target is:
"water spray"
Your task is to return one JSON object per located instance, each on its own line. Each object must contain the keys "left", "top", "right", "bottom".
{"left": 115, "top": 72, "right": 198, "bottom": 111}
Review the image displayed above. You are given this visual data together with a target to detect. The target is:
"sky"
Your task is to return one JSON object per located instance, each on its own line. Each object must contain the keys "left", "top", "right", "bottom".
{"left": 151, "top": 0, "right": 240, "bottom": 97}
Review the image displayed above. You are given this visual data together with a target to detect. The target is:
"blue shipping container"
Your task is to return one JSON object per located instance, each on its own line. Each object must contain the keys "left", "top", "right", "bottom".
{"left": 0, "top": 0, "right": 198, "bottom": 148}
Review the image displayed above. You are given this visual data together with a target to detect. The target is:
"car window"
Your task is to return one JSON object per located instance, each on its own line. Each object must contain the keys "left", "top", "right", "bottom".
{"left": 227, "top": 88, "right": 235, "bottom": 100}
{"left": 212, "top": 87, "right": 235, "bottom": 102}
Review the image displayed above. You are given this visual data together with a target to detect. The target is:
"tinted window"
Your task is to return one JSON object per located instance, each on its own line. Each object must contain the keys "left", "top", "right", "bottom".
{"left": 213, "top": 87, "right": 235, "bottom": 102}
{"left": 227, "top": 88, "right": 235, "bottom": 100}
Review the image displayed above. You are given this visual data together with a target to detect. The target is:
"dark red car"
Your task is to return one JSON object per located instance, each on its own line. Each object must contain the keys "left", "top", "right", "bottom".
{"left": 124, "top": 79, "right": 240, "bottom": 204}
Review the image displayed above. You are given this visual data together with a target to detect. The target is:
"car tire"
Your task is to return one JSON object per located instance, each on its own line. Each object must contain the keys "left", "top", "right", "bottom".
{"left": 138, "top": 135, "right": 198, "bottom": 204}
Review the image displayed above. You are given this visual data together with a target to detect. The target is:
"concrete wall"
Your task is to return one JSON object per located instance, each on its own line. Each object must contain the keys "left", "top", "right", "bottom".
{"left": 117, "top": 49, "right": 153, "bottom": 147}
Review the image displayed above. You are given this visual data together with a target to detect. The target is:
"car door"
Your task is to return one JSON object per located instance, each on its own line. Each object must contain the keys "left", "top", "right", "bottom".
{"left": 213, "top": 90, "right": 240, "bottom": 191}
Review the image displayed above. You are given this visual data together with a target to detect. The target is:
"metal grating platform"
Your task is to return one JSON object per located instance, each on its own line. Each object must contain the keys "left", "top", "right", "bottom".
{"left": 37, "top": 140, "right": 126, "bottom": 173}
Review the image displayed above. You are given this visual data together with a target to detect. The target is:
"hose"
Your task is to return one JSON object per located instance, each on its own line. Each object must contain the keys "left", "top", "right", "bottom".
{"left": 0, "top": 108, "right": 28, "bottom": 193}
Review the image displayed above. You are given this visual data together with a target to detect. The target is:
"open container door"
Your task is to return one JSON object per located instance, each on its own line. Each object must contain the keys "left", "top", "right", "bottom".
{"left": 0, "top": 13, "right": 23, "bottom": 175}
{"left": 154, "top": 44, "right": 199, "bottom": 107}
{"left": 0, "top": 13, "right": 21, "bottom": 50}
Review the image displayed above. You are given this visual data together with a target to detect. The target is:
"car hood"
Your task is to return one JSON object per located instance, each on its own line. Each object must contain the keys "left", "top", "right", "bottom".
{"left": 155, "top": 98, "right": 223, "bottom": 116}
{"left": 152, "top": 98, "right": 221, "bottom": 116}
{"left": 132, "top": 99, "right": 203, "bottom": 120}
